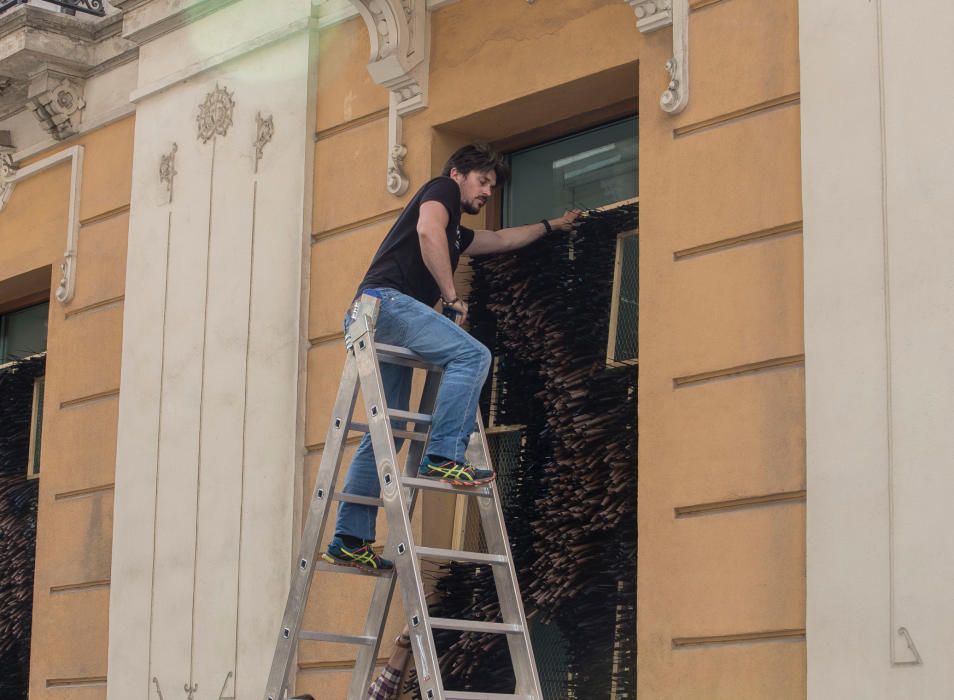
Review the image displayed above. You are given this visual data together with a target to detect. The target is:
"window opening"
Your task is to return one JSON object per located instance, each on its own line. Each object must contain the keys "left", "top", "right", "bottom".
{"left": 0, "top": 301, "right": 49, "bottom": 364}
{"left": 504, "top": 116, "right": 638, "bottom": 226}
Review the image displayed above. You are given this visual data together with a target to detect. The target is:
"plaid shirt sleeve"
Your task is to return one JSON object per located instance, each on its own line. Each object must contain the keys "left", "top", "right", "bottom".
{"left": 366, "top": 663, "right": 404, "bottom": 700}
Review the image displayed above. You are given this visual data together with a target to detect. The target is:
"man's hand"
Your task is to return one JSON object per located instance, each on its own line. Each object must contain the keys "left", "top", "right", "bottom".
{"left": 443, "top": 297, "right": 468, "bottom": 325}
{"left": 549, "top": 209, "right": 583, "bottom": 232}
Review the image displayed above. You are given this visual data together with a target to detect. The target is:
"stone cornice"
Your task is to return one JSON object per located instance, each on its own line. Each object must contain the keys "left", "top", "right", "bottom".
{"left": 114, "top": 0, "right": 244, "bottom": 45}
{"left": 0, "top": 4, "right": 137, "bottom": 134}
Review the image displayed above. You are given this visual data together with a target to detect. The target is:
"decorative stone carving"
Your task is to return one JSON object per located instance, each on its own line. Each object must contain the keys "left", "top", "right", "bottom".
{"left": 197, "top": 83, "right": 235, "bottom": 144}
{"left": 627, "top": 0, "right": 672, "bottom": 32}
{"left": 350, "top": 0, "right": 430, "bottom": 195}
{"left": 387, "top": 142, "right": 408, "bottom": 196}
{"left": 253, "top": 112, "right": 274, "bottom": 173}
{"left": 0, "top": 151, "right": 17, "bottom": 211}
{"left": 896, "top": 626, "right": 923, "bottom": 665}
{"left": 626, "top": 0, "right": 689, "bottom": 114}
{"left": 27, "top": 75, "right": 87, "bottom": 141}
{"left": 159, "top": 143, "right": 178, "bottom": 203}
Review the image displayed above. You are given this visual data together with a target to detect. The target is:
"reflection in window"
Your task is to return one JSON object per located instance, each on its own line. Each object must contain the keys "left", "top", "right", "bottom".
{"left": 504, "top": 117, "right": 638, "bottom": 226}
{"left": 0, "top": 302, "right": 49, "bottom": 363}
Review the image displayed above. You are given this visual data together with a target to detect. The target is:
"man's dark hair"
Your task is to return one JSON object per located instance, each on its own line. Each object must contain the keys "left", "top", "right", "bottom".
{"left": 441, "top": 143, "right": 510, "bottom": 186}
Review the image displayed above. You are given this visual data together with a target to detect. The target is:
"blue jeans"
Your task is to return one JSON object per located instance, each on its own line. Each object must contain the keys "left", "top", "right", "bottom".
{"left": 334, "top": 288, "right": 492, "bottom": 542}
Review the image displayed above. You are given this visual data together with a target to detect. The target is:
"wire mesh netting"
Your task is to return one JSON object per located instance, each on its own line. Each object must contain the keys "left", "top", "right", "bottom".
{"left": 0, "top": 354, "right": 44, "bottom": 700}
{"left": 608, "top": 233, "right": 638, "bottom": 367}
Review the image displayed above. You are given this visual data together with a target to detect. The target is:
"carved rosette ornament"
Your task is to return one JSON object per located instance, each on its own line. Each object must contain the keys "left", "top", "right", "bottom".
{"left": 253, "top": 112, "right": 274, "bottom": 173}
{"left": 626, "top": 0, "right": 689, "bottom": 114}
{"left": 350, "top": 0, "right": 429, "bottom": 195}
{"left": 28, "top": 78, "right": 87, "bottom": 140}
{"left": 197, "top": 83, "right": 235, "bottom": 143}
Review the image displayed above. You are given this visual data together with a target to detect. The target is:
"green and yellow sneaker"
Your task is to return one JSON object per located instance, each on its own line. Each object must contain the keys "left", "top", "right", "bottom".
{"left": 419, "top": 456, "right": 495, "bottom": 486}
{"left": 321, "top": 537, "right": 393, "bottom": 572}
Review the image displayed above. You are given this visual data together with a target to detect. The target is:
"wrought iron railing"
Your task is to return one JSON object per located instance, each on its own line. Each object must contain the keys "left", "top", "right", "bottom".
{"left": 0, "top": 0, "right": 106, "bottom": 17}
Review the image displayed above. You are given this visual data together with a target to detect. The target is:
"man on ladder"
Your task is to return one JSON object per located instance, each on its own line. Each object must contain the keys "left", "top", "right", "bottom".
{"left": 322, "top": 142, "right": 580, "bottom": 573}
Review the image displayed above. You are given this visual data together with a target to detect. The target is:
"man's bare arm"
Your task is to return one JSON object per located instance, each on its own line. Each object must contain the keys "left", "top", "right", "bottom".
{"left": 463, "top": 210, "right": 581, "bottom": 256}
{"left": 417, "top": 201, "right": 457, "bottom": 298}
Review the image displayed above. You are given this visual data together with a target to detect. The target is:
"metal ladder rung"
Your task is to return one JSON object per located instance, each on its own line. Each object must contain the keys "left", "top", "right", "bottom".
{"left": 314, "top": 560, "right": 394, "bottom": 578}
{"left": 428, "top": 618, "right": 525, "bottom": 635}
{"left": 415, "top": 546, "right": 507, "bottom": 565}
{"left": 333, "top": 492, "right": 383, "bottom": 507}
{"left": 349, "top": 421, "right": 428, "bottom": 442}
{"left": 445, "top": 693, "right": 534, "bottom": 700}
{"left": 375, "top": 342, "right": 437, "bottom": 370}
{"left": 401, "top": 476, "right": 493, "bottom": 497}
{"left": 299, "top": 630, "right": 376, "bottom": 646}
{"left": 385, "top": 408, "right": 432, "bottom": 425}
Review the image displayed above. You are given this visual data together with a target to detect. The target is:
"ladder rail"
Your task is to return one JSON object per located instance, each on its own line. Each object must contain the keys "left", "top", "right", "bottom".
{"left": 347, "top": 365, "right": 443, "bottom": 698}
{"left": 263, "top": 353, "right": 361, "bottom": 700}
{"left": 349, "top": 311, "right": 446, "bottom": 700}
{"left": 468, "top": 416, "right": 543, "bottom": 696}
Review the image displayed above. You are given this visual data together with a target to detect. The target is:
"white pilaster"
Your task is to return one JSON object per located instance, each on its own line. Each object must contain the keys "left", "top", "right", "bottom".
{"left": 802, "top": 0, "right": 954, "bottom": 696}
{"left": 108, "top": 2, "right": 318, "bottom": 698}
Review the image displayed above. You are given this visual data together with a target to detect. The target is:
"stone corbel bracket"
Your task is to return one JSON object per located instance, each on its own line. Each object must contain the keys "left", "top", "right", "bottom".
{"left": 28, "top": 72, "right": 87, "bottom": 141}
{"left": 350, "top": 0, "right": 430, "bottom": 196}
{"left": 628, "top": 0, "right": 689, "bottom": 114}
{"left": 0, "top": 145, "right": 85, "bottom": 304}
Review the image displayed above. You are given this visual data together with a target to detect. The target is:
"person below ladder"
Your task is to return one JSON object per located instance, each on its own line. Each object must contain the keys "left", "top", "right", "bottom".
{"left": 322, "top": 143, "right": 580, "bottom": 572}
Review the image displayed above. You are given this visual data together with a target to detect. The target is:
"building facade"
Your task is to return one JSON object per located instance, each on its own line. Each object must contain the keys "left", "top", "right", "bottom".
{"left": 0, "top": 0, "right": 951, "bottom": 698}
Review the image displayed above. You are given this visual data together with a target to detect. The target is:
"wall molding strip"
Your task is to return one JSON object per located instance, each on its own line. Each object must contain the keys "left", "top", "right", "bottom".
{"left": 675, "top": 490, "right": 806, "bottom": 518}
{"left": 674, "top": 93, "right": 801, "bottom": 138}
{"left": 673, "top": 221, "right": 803, "bottom": 260}
{"left": 673, "top": 354, "right": 805, "bottom": 388}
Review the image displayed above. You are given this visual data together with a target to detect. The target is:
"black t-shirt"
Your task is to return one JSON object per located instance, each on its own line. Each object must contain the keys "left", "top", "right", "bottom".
{"left": 356, "top": 177, "right": 475, "bottom": 307}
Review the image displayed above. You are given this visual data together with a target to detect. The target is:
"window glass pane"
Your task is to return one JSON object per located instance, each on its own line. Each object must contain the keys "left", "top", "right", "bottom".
{"left": 504, "top": 117, "right": 638, "bottom": 226}
{"left": 2, "top": 302, "right": 49, "bottom": 362}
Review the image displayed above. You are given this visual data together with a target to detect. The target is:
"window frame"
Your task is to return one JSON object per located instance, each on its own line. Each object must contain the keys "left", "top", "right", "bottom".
{"left": 606, "top": 226, "right": 639, "bottom": 367}
{"left": 27, "top": 374, "right": 44, "bottom": 479}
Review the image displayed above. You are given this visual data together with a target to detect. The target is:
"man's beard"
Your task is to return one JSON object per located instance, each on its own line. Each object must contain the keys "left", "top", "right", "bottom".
{"left": 461, "top": 199, "right": 482, "bottom": 215}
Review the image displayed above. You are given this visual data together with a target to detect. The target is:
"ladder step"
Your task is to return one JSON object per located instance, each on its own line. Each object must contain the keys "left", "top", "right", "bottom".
{"left": 349, "top": 421, "right": 428, "bottom": 442}
{"left": 415, "top": 546, "right": 507, "bottom": 565}
{"left": 386, "top": 408, "right": 432, "bottom": 425}
{"left": 375, "top": 342, "right": 438, "bottom": 370}
{"left": 445, "top": 693, "right": 534, "bottom": 700}
{"left": 429, "top": 618, "right": 524, "bottom": 635}
{"left": 315, "top": 560, "right": 394, "bottom": 578}
{"left": 299, "top": 630, "right": 377, "bottom": 646}
{"left": 333, "top": 492, "right": 383, "bottom": 507}
{"left": 401, "top": 476, "right": 494, "bottom": 497}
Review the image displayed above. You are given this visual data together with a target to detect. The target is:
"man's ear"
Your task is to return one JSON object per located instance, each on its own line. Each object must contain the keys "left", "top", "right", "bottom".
{"left": 448, "top": 167, "right": 462, "bottom": 182}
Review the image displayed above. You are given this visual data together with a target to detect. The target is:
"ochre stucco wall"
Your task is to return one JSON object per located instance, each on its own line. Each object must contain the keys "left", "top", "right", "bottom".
{"left": 638, "top": 0, "right": 805, "bottom": 697}
{"left": 301, "top": 0, "right": 806, "bottom": 695}
{"left": 0, "top": 114, "right": 134, "bottom": 700}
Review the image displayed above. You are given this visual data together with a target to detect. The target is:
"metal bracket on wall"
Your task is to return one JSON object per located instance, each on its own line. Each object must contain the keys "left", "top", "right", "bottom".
{"left": 627, "top": 0, "right": 689, "bottom": 114}
{"left": 349, "top": 0, "right": 430, "bottom": 196}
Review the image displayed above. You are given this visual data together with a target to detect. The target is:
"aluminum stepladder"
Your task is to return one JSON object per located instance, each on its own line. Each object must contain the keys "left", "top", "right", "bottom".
{"left": 264, "top": 293, "right": 542, "bottom": 700}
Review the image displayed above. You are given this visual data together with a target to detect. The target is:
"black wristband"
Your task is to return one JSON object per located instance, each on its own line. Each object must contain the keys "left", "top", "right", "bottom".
{"left": 541, "top": 219, "right": 553, "bottom": 235}
{"left": 441, "top": 295, "right": 459, "bottom": 305}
